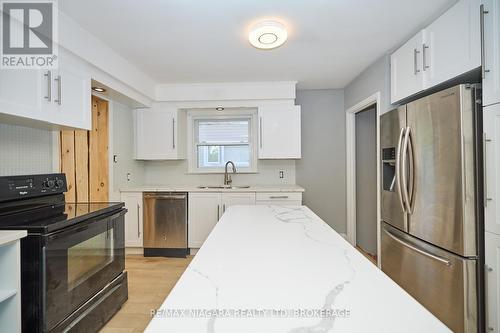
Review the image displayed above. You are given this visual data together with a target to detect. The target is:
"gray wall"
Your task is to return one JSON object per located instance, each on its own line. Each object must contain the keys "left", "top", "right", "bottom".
{"left": 296, "top": 89, "right": 346, "bottom": 232}
{"left": 355, "top": 107, "right": 377, "bottom": 255}
{"left": 0, "top": 124, "right": 54, "bottom": 176}
{"left": 344, "top": 54, "right": 392, "bottom": 114}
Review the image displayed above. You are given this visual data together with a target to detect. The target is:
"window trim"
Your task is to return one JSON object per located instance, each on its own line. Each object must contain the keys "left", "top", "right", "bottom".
{"left": 187, "top": 109, "right": 258, "bottom": 174}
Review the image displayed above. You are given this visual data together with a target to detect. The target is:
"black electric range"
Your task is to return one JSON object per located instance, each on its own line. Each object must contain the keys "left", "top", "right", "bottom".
{"left": 0, "top": 174, "right": 128, "bottom": 333}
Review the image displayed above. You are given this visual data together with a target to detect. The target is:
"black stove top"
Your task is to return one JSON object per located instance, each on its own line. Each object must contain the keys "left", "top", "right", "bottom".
{"left": 0, "top": 173, "right": 125, "bottom": 234}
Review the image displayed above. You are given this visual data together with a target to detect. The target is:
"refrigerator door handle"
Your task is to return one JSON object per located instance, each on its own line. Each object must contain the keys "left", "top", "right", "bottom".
{"left": 383, "top": 228, "right": 452, "bottom": 266}
{"left": 396, "top": 127, "right": 407, "bottom": 214}
{"left": 407, "top": 128, "right": 415, "bottom": 212}
{"left": 401, "top": 127, "right": 412, "bottom": 214}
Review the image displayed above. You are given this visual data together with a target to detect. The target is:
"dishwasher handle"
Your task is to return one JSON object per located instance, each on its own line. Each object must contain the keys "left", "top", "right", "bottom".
{"left": 144, "top": 193, "right": 187, "bottom": 200}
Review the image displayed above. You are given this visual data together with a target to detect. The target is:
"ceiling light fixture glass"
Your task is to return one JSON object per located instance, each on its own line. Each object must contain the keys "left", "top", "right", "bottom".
{"left": 248, "top": 21, "right": 287, "bottom": 50}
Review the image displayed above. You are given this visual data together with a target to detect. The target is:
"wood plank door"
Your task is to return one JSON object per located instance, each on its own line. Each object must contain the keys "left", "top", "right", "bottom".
{"left": 60, "top": 95, "right": 109, "bottom": 202}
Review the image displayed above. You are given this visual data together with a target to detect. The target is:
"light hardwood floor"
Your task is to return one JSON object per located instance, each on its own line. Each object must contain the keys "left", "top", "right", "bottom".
{"left": 99, "top": 255, "right": 192, "bottom": 333}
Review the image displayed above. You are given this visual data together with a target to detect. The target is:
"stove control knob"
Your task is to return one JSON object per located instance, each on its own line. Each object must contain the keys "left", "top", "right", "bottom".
{"left": 44, "top": 180, "right": 55, "bottom": 188}
{"left": 55, "top": 179, "right": 64, "bottom": 188}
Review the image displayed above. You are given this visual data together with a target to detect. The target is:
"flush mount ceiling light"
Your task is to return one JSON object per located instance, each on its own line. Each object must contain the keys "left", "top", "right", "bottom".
{"left": 248, "top": 21, "right": 287, "bottom": 50}
{"left": 92, "top": 87, "right": 106, "bottom": 93}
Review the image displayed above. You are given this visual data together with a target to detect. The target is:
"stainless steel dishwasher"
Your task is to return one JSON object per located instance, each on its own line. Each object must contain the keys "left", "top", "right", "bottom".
{"left": 143, "top": 192, "right": 188, "bottom": 258}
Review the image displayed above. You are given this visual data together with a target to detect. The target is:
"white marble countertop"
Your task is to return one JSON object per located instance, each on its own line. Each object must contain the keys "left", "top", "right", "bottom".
{"left": 145, "top": 205, "right": 451, "bottom": 333}
{"left": 0, "top": 230, "right": 27, "bottom": 247}
{"left": 120, "top": 184, "right": 305, "bottom": 193}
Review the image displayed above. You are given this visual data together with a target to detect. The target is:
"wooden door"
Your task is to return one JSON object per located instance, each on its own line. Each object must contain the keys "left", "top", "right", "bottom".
{"left": 60, "top": 95, "right": 109, "bottom": 202}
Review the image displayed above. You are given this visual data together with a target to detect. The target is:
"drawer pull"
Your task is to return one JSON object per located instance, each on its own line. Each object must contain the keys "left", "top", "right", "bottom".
{"left": 270, "top": 196, "right": 289, "bottom": 199}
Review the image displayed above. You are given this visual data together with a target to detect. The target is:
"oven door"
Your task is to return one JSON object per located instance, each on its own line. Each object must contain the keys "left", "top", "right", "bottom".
{"left": 44, "top": 209, "right": 125, "bottom": 331}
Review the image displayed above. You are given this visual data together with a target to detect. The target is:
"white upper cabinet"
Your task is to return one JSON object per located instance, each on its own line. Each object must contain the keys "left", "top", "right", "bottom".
{"left": 258, "top": 105, "right": 301, "bottom": 159}
{"left": 485, "top": 103, "right": 500, "bottom": 235}
{"left": 482, "top": 0, "right": 500, "bottom": 106}
{"left": 50, "top": 48, "right": 92, "bottom": 130}
{"left": 0, "top": 69, "right": 45, "bottom": 121}
{"left": 391, "top": 0, "right": 481, "bottom": 103}
{"left": 391, "top": 31, "right": 426, "bottom": 103}
{"left": 0, "top": 48, "right": 91, "bottom": 130}
{"left": 425, "top": 0, "right": 481, "bottom": 87}
{"left": 134, "top": 105, "right": 186, "bottom": 160}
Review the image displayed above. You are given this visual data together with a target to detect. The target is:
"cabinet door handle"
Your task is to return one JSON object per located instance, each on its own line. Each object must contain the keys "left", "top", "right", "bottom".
{"left": 484, "top": 132, "right": 493, "bottom": 206}
{"left": 172, "top": 118, "right": 176, "bottom": 149}
{"left": 223, "top": 204, "right": 226, "bottom": 213}
{"left": 54, "top": 75, "right": 62, "bottom": 105}
{"left": 422, "top": 44, "right": 429, "bottom": 71}
{"left": 270, "top": 195, "right": 289, "bottom": 199}
{"left": 413, "top": 49, "right": 421, "bottom": 75}
{"left": 137, "top": 203, "right": 141, "bottom": 238}
{"left": 44, "top": 71, "right": 52, "bottom": 101}
{"left": 217, "top": 204, "right": 220, "bottom": 220}
{"left": 259, "top": 117, "right": 263, "bottom": 149}
{"left": 480, "top": 4, "right": 490, "bottom": 79}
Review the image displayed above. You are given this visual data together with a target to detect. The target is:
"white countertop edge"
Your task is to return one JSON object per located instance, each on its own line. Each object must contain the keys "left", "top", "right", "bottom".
{"left": 120, "top": 185, "right": 305, "bottom": 193}
{"left": 0, "top": 230, "right": 27, "bottom": 246}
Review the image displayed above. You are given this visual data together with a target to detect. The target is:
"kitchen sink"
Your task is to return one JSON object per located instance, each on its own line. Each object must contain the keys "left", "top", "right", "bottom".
{"left": 197, "top": 185, "right": 251, "bottom": 189}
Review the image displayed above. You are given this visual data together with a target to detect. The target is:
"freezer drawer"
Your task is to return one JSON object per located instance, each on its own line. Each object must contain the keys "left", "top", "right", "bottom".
{"left": 381, "top": 223, "right": 477, "bottom": 333}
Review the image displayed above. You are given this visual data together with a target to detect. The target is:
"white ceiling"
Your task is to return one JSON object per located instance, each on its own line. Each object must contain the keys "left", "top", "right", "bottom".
{"left": 60, "top": 0, "right": 456, "bottom": 89}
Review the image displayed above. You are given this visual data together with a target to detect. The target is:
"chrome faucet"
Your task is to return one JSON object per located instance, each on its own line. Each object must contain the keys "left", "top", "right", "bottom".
{"left": 224, "top": 161, "right": 236, "bottom": 186}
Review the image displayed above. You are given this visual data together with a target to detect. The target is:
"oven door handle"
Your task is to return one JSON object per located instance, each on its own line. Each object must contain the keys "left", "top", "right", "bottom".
{"left": 46, "top": 209, "right": 126, "bottom": 241}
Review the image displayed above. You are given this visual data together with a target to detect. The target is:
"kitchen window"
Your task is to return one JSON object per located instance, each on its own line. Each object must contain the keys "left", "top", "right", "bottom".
{"left": 188, "top": 109, "right": 257, "bottom": 173}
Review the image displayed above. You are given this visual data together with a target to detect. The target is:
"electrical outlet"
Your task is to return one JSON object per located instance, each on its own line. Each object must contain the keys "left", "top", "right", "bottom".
{"left": 126, "top": 173, "right": 131, "bottom": 182}
{"left": 279, "top": 171, "right": 284, "bottom": 179}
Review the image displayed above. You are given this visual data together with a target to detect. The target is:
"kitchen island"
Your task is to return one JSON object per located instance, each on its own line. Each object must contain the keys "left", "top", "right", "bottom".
{"left": 145, "top": 205, "right": 451, "bottom": 333}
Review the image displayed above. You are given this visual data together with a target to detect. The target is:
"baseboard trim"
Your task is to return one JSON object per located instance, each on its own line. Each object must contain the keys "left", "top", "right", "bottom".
{"left": 125, "top": 247, "right": 144, "bottom": 255}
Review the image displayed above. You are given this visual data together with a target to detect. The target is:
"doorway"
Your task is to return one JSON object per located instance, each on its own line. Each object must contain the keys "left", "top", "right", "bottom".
{"left": 345, "top": 92, "right": 381, "bottom": 266}
{"left": 355, "top": 105, "right": 377, "bottom": 262}
{"left": 60, "top": 95, "right": 109, "bottom": 202}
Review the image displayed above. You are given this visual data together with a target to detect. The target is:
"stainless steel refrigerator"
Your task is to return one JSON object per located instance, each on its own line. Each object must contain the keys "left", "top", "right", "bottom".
{"left": 380, "top": 84, "right": 482, "bottom": 333}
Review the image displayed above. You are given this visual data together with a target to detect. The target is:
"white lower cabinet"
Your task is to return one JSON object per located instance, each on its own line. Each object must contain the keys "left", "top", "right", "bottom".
{"left": 221, "top": 193, "right": 256, "bottom": 215}
{"left": 188, "top": 193, "right": 222, "bottom": 248}
{"left": 122, "top": 190, "right": 302, "bottom": 249}
{"left": 120, "top": 192, "right": 143, "bottom": 247}
{"left": 188, "top": 192, "right": 257, "bottom": 248}
{"left": 486, "top": 231, "right": 500, "bottom": 332}
{"left": 255, "top": 192, "right": 303, "bottom": 206}
{"left": 484, "top": 103, "right": 500, "bottom": 234}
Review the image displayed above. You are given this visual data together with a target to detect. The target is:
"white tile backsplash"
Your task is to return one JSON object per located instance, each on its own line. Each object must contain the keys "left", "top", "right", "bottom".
{"left": 0, "top": 123, "right": 55, "bottom": 176}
